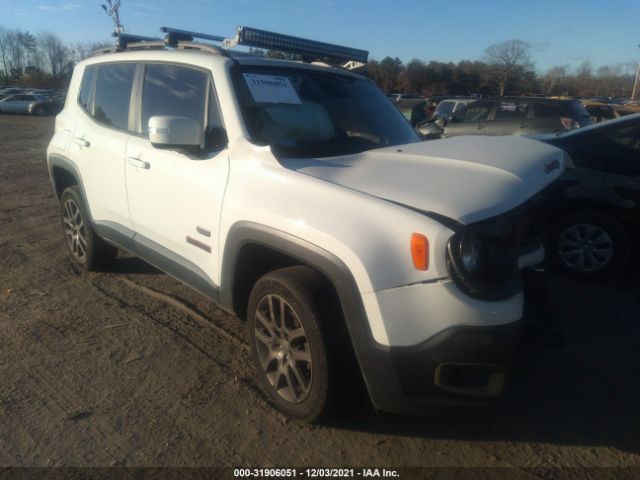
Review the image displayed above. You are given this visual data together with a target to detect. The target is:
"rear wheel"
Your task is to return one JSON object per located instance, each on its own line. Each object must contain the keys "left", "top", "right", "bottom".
{"left": 60, "top": 186, "right": 117, "bottom": 271}
{"left": 247, "top": 266, "right": 340, "bottom": 422}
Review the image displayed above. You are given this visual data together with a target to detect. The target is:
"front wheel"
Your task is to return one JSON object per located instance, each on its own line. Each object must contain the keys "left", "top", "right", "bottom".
{"left": 247, "top": 267, "right": 338, "bottom": 422}
{"left": 551, "top": 210, "right": 630, "bottom": 279}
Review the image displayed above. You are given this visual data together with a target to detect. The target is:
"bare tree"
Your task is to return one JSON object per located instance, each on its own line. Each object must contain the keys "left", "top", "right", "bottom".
{"left": 0, "top": 27, "right": 10, "bottom": 79}
{"left": 38, "top": 32, "right": 70, "bottom": 77}
{"left": 484, "top": 39, "right": 533, "bottom": 95}
{"left": 72, "top": 41, "right": 112, "bottom": 62}
{"left": 540, "top": 65, "right": 567, "bottom": 96}
{"left": 101, "top": 0, "right": 124, "bottom": 34}
{"left": 20, "top": 31, "right": 36, "bottom": 67}
{"left": 4, "top": 29, "right": 26, "bottom": 77}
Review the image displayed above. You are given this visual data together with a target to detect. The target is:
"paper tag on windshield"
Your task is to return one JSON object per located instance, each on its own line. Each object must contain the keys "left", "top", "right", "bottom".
{"left": 243, "top": 73, "right": 301, "bottom": 104}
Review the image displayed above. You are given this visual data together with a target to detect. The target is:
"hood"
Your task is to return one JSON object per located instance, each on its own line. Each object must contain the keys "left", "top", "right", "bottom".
{"left": 279, "top": 136, "right": 566, "bottom": 225}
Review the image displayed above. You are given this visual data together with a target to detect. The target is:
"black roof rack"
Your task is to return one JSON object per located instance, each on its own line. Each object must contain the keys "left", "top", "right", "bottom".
{"left": 160, "top": 26, "right": 225, "bottom": 47}
{"left": 112, "top": 32, "right": 159, "bottom": 50}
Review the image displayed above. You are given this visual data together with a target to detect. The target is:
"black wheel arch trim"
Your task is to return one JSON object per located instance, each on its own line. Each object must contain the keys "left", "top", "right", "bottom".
{"left": 219, "top": 221, "right": 409, "bottom": 412}
{"left": 48, "top": 153, "right": 89, "bottom": 203}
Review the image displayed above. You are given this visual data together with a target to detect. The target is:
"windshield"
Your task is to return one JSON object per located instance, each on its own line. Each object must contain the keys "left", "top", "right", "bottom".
{"left": 233, "top": 66, "right": 420, "bottom": 158}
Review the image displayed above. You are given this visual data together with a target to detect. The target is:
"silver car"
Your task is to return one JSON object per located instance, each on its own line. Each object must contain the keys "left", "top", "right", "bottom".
{"left": 0, "top": 94, "right": 51, "bottom": 115}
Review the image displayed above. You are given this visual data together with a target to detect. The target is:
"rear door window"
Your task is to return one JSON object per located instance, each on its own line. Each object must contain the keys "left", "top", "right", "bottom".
{"left": 464, "top": 100, "right": 493, "bottom": 121}
{"left": 93, "top": 63, "right": 136, "bottom": 130}
{"left": 534, "top": 102, "right": 563, "bottom": 118}
{"left": 494, "top": 100, "right": 529, "bottom": 120}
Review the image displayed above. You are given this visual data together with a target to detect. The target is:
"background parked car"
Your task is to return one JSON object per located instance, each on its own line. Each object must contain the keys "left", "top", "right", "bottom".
{"left": 394, "top": 99, "right": 431, "bottom": 127}
{"left": 431, "top": 97, "right": 476, "bottom": 120}
{"left": 0, "top": 87, "right": 24, "bottom": 97}
{"left": 0, "top": 94, "right": 55, "bottom": 115}
{"left": 580, "top": 99, "right": 620, "bottom": 123}
{"left": 535, "top": 113, "right": 640, "bottom": 278}
{"left": 417, "top": 97, "right": 593, "bottom": 138}
{"left": 31, "top": 94, "right": 65, "bottom": 116}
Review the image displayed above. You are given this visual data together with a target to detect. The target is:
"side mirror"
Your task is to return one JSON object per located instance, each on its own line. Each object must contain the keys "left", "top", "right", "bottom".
{"left": 149, "top": 116, "right": 203, "bottom": 148}
{"left": 415, "top": 120, "right": 444, "bottom": 140}
{"left": 434, "top": 116, "right": 447, "bottom": 128}
{"left": 205, "top": 126, "right": 228, "bottom": 150}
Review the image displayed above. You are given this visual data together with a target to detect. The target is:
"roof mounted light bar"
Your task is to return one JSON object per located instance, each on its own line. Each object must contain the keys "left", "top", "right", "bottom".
{"left": 224, "top": 26, "right": 369, "bottom": 65}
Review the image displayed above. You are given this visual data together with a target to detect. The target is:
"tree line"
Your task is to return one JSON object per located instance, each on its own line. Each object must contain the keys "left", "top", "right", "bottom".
{"left": 1, "top": 27, "right": 636, "bottom": 99}
{"left": 367, "top": 39, "right": 636, "bottom": 98}
{"left": 0, "top": 27, "right": 108, "bottom": 88}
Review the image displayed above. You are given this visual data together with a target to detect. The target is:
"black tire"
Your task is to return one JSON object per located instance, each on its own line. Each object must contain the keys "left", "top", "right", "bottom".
{"left": 550, "top": 210, "right": 630, "bottom": 279}
{"left": 60, "top": 186, "right": 117, "bottom": 271}
{"left": 247, "top": 266, "right": 342, "bottom": 422}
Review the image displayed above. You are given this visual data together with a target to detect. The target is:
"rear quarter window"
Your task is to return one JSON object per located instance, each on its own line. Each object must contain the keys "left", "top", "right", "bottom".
{"left": 78, "top": 66, "right": 97, "bottom": 111}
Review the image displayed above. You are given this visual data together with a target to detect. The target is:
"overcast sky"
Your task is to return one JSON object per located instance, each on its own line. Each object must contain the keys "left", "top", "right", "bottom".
{"left": 2, "top": 0, "right": 639, "bottom": 72}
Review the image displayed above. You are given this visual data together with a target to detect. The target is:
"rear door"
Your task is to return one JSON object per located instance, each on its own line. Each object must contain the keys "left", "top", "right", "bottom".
{"left": 69, "top": 63, "right": 136, "bottom": 232}
{"left": 600, "top": 122, "right": 640, "bottom": 218}
{"left": 124, "top": 63, "right": 229, "bottom": 293}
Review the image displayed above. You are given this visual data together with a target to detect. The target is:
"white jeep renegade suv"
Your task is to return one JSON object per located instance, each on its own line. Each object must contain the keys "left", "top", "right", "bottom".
{"left": 47, "top": 27, "right": 565, "bottom": 421}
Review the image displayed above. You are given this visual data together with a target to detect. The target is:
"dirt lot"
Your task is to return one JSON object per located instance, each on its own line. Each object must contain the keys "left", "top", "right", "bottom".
{"left": 1, "top": 115, "right": 639, "bottom": 478}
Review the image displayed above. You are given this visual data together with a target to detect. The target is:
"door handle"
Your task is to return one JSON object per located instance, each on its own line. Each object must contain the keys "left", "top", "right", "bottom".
{"left": 72, "top": 137, "right": 90, "bottom": 148}
{"left": 126, "top": 156, "right": 150, "bottom": 169}
{"left": 477, "top": 123, "right": 486, "bottom": 130}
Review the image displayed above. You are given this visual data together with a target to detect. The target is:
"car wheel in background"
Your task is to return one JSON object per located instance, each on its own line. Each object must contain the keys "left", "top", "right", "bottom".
{"left": 32, "top": 105, "right": 47, "bottom": 116}
{"left": 60, "top": 186, "right": 118, "bottom": 271}
{"left": 551, "top": 210, "right": 630, "bottom": 279}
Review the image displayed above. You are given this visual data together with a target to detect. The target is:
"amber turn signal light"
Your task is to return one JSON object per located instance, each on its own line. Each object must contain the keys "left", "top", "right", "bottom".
{"left": 411, "top": 233, "right": 429, "bottom": 271}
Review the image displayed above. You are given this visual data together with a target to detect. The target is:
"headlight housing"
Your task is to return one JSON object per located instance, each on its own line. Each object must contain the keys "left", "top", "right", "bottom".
{"left": 447, "top": 229, "right": 522, "bottom": 300}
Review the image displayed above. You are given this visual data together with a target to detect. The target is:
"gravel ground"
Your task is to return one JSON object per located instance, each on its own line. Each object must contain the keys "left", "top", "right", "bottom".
{"left": 1, "top": 115, "right": 639, "bottom": 479}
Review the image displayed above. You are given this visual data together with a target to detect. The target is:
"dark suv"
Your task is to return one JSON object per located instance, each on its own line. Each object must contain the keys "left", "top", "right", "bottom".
{"left": 536, "top": 113, "right": 640, "bottom": 278}
{"left": 417, "top": 97, "right": 593, "bottom": 138}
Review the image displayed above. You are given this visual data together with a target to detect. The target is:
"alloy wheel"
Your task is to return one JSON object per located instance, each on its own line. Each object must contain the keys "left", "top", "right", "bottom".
{"left": 253, "top": 294, "right": 313, "bottom": 404}
{"left": 63, "top": 198, "right": 88, "bottom": 262}
{"left": 557, "top": 223, "right": 614, "bottom": 272}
